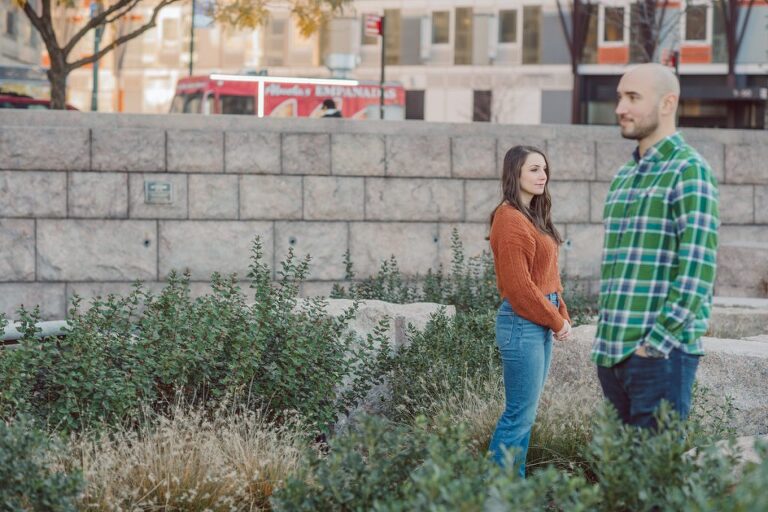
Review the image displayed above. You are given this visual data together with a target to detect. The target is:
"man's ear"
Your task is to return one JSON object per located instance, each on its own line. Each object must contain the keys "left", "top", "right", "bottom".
{"left": 660, "top": 93, "right": 679, "bottom": 116}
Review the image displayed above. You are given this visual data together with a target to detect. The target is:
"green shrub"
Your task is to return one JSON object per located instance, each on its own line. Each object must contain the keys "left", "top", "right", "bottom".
{"left": 0, "top": 239, "right": 391, "bottom": 434}
{"left": 377, "top": 417, "right": 501, "bottom": 512}
{"left": 485, "top": 466, "right": 602, "bottom": 512}
{"left": 385, "top": 309, "right": 498, "bottom": 422}
{"left": 711, "top": 441, "right": 768, "bottom": 512}
{"left": 332, "top": 229, "right": 499, "bottom": 313}
{"left": 586, "top": 402, "right": 742, "bottom": 512}
{"left": 271, "top": 415, "right": 426, "bottom": 511}
{"left": 331, "top": 228, "right": 597, "bottom": 323}
{"left": 0, "top": 416, "right": 83, "bottom": 511}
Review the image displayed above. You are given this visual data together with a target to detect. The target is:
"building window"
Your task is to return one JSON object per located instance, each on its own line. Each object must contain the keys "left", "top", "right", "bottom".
{"left": 499, "top": 9, "right": 517, "bottom": 43}
{"left": 432, "top": 11, "right": 449, "bottom": 44}
{"left": 522, "top": 6, "right": 541, "bottom": 64}
{"left": 6, "top": 11, "right": 17, "bottom": 37}
{"left": 603, "top": 7, "right": 625, "bottom": 43}
{"left": 473, "top": 90, "right": 491, "bottom": 122}
{"left": 384, "top": 9, "right": 401, "bottom": 65}
{"left": 381, "top": 9, "right": 402, "bottom": 66}
{"left": 405, "top": 90, "right": 425, "bottom": 120}
{"left": 162, "top": 18, "right": 179, "bottom": 44}
{"left": 264, "top": 18, "right": 286, "bottom": 66}
{"left": 685, "top": 5, "right": 708, "bottom": 41}
{"left": 454, "top": 7, "right": 473, "bottom": 65}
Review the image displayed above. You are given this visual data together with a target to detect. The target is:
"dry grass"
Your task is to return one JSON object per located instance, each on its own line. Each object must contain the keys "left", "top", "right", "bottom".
{"left": 60, "top": 406, "right": 309, "bottom": 511}
{"left": 403, "top": 368, "right": 600, "bottom": 474}
{"left": 528, "top": 377, "right": 601, "bottom": 473}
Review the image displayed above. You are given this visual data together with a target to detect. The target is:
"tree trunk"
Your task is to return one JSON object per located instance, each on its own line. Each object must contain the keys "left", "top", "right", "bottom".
{"left": 571, "top": 65, "right": 581, "bottom": 124}
{"left": 47, "top": 58, "right": 69, "bottom": 110}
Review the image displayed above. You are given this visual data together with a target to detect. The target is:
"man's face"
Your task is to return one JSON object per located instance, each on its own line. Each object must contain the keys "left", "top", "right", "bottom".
{"left": 615, "top": 73, "right": 660, "bottom": 141}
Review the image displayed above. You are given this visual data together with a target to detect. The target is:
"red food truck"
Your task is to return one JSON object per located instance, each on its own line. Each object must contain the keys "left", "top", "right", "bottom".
{"left": 170, "top": 74, "right": 405, "bottom": 120}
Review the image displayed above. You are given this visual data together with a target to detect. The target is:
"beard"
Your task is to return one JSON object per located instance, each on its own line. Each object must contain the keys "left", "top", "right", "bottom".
{"left": 619, "top": 113, "right": 659, "bottom": 140}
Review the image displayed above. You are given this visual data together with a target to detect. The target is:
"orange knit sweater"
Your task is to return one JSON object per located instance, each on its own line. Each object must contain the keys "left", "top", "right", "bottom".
{"left": 490, "top": 204, "right": 570, "bottom": 332}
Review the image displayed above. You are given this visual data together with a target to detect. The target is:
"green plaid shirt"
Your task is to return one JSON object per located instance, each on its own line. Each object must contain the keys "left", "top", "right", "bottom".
{"left": 592, "top": 132, "right": 720, "bottom": 367}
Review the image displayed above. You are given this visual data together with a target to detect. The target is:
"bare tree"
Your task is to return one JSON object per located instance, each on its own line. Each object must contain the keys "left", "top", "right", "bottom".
{"left": 719, "top": 0, "right": 756, "bottom": 86}
{"left": 555, "top": 0, "right": 596, "bottom": 123}
{"left": 13, "top": 0, "right": 350, "bottom": 109}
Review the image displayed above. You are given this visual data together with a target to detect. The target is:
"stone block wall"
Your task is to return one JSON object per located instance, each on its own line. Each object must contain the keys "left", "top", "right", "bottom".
{"left": 1, "top": 110, "right": 767, "bottom": 319}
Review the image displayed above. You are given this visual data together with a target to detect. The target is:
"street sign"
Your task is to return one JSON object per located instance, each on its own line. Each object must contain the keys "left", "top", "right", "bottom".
{"left": 364, "top": 14, "right": 382, "bottom": 37}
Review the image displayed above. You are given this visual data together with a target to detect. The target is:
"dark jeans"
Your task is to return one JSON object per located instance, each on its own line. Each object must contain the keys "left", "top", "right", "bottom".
{"left": 596, "top": 349, "right": 700, "bottom": 429}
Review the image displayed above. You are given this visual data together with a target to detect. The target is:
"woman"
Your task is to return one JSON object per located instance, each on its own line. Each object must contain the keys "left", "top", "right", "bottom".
{"left": 487, "top": 145, "right": 572, "bottom": 477}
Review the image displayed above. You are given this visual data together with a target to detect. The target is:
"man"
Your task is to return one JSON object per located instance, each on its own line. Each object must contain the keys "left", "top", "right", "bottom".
{"left": 592, "top": 63, "right": 720, "bottom": 428}
{"left": 320, "top": 98, "right": 342, "bottom": 118}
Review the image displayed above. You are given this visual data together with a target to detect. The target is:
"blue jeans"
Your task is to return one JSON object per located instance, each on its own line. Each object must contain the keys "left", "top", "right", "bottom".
{"left": 488, "top": 294, "right": 558, "bottom": 477}
{"left": 597, "top": 349, "right": 700, "bottom": 429}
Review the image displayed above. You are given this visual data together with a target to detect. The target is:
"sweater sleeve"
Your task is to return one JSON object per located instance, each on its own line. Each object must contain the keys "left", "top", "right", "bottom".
{"left": 495, "top": 222, "right": 565, "bottom": 332}
{"left": 557, "top": 293, "right": 571, "bottom": 324}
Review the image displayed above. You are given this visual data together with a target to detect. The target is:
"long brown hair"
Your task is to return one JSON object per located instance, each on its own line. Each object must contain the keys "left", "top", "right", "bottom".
{"left": 489, "top": 145, "right": 563, "bottom": 244}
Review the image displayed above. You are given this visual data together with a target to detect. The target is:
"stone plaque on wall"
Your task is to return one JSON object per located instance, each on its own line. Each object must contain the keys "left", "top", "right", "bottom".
{"left": 144, "top": 181, "right": 173, "bottom": 204}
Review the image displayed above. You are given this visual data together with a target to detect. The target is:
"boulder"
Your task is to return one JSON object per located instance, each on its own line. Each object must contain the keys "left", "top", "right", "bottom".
{"left": 301, "top": 298, "right": 456, "bottom": 429}
{"left": 548, "top": 325, "right": 768, "bottom": 435}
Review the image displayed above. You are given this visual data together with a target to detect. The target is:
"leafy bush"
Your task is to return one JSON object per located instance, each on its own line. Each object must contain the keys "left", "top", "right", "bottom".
{"left": 331, "top": 228, "right": 597, "bottom": 324}
{"left": 332, "top": 229, "right": 499, "bottom": 313}
{"left": 586, "top": 402, "right": 742, "bottom": 512}
{"left": 271, "top": 415, "right": 426, "bottom": 511}
{"left": 0, "top": 416, "right": 83, "bottom": 511}
{"left": 377, "top": 417, "right": 502, "bottom": 512}
{"left": 0, "top": 239, "right": 391, "bottom": 434}
{"left": 385, "top": 309, "right": 498, "bottom": 422}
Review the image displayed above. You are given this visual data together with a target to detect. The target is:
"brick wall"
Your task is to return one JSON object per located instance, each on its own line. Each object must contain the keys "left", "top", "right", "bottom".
{"left": 1, "top": 110, "right": 767, "bottom": 319}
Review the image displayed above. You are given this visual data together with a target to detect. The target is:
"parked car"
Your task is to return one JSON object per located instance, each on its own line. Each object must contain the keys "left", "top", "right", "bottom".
{"left": 0, "top": 91, "right": 77, "bottom": 110}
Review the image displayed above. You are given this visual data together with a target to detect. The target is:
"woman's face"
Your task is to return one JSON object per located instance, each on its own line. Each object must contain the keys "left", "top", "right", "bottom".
{"left": 519, "top": 152, "right": 548, "bottom": 204}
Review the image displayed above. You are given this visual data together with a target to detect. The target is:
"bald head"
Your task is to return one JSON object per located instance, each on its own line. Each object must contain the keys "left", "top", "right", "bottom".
{"left": 623, "top": 63, "right": 680, "bottom": 100}
{"left": 615, "top": 63, "right": 680, "bottom": 148}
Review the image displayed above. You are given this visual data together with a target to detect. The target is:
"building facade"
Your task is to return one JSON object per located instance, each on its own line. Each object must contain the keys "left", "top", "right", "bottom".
{"left": 57, "top": 0, "right": 767, "bottom": 127}
{"left": 0, "top": 0, "right": 46, "bottom": 97}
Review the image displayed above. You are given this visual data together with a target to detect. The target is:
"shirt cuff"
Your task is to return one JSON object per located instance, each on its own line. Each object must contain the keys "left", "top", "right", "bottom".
{"left": 645, "top": 322, "right": 680, "bottom": 356}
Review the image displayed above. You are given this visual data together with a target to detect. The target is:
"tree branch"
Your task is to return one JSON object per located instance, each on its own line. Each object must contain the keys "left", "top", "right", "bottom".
{"left": 39, "top": 0, "right": 60, "bottom": 49}
{"left": 19, "top": 0, "right": 44, "bottom": 35}
{"left": 66, "top": 0, "right": 181, "bottom": 71}
{"left": 555, "top": 0, "right": 575, "bottom": 58}
{"left": 735, "top": 0, "right": 756, "bottom": 54}
{"left": 63, "top": 0, "right": 142, "bottom": 56}
{"left": 104, "top": 0, "right": 143, "bottom": 25}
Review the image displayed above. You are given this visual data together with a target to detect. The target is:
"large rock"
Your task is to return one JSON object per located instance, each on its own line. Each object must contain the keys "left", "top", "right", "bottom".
{"left": 708, "top": 299, "right": 768, "bottom": 339}
{"left": 549, "top": 325, "right": 768, "bottom": 435}
{"left": 686, "top": 435, "right": 768, "bottom": 480}
{"left": 301, "top": 298, "right": 456, "bottom": 428}
{"left": 315, "top": 298, "right": 455, "bottom": 350}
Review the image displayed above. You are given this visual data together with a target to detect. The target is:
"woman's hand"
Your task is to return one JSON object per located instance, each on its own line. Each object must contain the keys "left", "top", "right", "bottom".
{"left": 555, "top": 320, "right": 572, "bottom": 341}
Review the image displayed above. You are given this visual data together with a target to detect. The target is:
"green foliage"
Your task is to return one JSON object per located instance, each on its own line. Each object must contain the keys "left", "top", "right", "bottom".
{"left": 710, "top": 441, "right": 768, "bottom": 512}
{"left": 271, "top": 415, "right": 425, "bottom": 511}
{"left": 586, "top": 402, "right": 742, "bottom": 512}
{"left": 485, "top": 466, "right": 602, "bottom": 512}
{"left": 377, "top": 418, "right": 501, "bottom": 512}
{"left": 331, "top": 228, "right": 597, "bottom": 323}
{"left": 0, "top": 416, "right": 83, "bottom": 511}
{"left": 0, "top": 238, "right": 391, "bottom": 434}
{"left": 332, "top": 229, "right": 499, "bottom": 313}
{"left": 385, "top": 309, "right": 498, "bottom": 422}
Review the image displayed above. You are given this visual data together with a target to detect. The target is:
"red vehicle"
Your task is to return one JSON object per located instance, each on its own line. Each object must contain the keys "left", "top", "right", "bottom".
{"left": 0, "top": 91, "right": 78, "bottom": 110}
{"left": 170, "top": 74, "right": 405, "bottom": 120}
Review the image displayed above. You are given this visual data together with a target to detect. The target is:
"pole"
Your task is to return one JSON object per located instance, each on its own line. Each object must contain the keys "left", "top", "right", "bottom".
{"left": 189, "top": 0, "right": 196, "bottom": 76}
{"left": 379, "top": 16, "right": 385, "bottom": 120}
{"left": 90, "top": 2, "right": 103, "bottom": 111}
